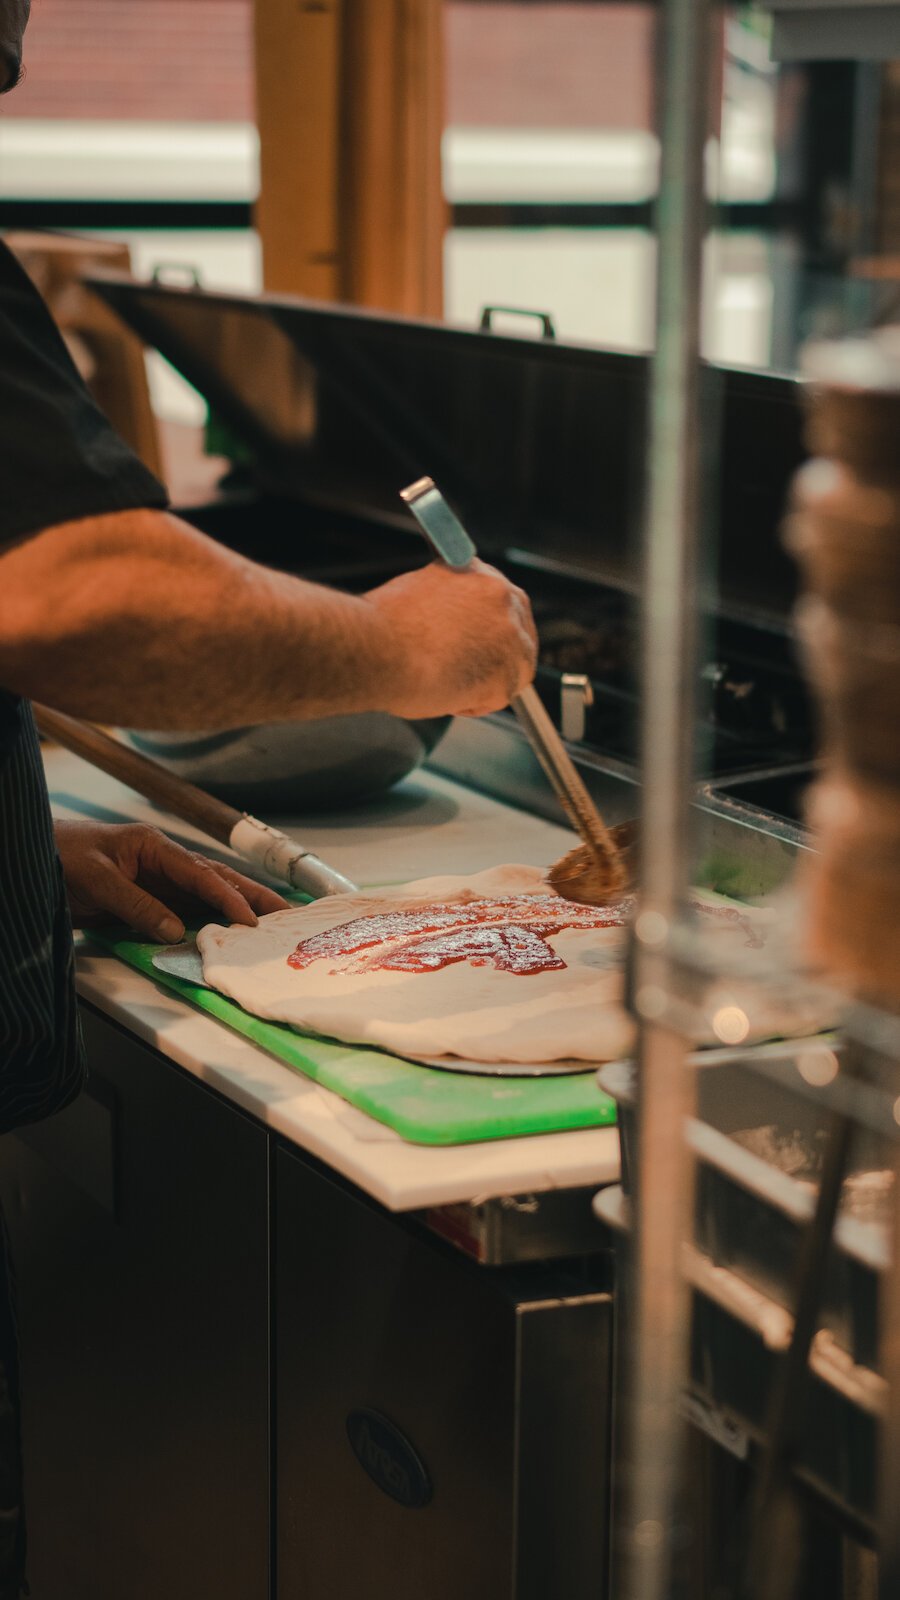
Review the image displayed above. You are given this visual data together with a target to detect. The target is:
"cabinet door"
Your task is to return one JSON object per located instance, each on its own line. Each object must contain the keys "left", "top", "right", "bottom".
{"left": 276, "top": 1145, "right": 517, "bottom": 1600}
{"left": 0, "top": 1004, "right": 270, "bottom": 1600}
{"left": 276, "top": 1145, "right": 613, "bottom": 1600}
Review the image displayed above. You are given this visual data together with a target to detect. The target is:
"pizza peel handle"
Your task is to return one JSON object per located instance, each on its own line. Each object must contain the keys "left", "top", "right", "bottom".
{"left": 33, "top": 704, "right": 356, "bottom": 899}
{"left": 399, "top": 477, "right": 627, "bottom": 889}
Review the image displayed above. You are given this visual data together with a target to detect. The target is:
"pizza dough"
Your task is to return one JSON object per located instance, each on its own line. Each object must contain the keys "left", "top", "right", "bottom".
{"left": 196, "top": 865, "right": 771, "bottom": 1067}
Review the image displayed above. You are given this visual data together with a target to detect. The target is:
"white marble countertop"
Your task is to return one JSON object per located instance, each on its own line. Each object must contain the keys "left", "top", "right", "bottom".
{"left": 46, "top": 743, "right": 621, "bottom": 1212}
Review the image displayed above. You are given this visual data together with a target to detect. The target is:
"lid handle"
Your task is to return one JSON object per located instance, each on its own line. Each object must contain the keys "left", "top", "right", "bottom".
{"left": 478, "top": 305, "right": 556, "bottom": 341}
{"left": 151, "top": 263, "right": 203, "bottom": 289}
{"left": 560, "top": 673, "right": 594, "bottom": 744}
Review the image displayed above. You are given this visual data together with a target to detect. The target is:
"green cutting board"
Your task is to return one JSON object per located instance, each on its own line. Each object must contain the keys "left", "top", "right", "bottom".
{"left": 84, "top": 930, "right": 618, "bottom": 1147}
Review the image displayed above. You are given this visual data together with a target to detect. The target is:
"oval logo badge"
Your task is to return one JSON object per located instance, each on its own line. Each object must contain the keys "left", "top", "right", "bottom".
{"left": 346, "top": 1409, "right": 432, "bottom": 1509}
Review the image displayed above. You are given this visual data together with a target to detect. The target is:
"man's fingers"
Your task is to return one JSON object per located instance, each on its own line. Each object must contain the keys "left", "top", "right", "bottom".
{"left": 140, "top": 832, "right": 268, "bottom": 928}
{"left": 458, "top": 614, "right": 537, "bottom": 717}
{"left": 511, "top": 590, "right": 538, "bottom": 653}
{"left": 203, "top": 861, "right": 289, "bottom": 916}
{"left": 92, "top": 861, "right": 185, "bottom": 943}
{"left": 511, "top": 619, "right": 538, "bottom": 694}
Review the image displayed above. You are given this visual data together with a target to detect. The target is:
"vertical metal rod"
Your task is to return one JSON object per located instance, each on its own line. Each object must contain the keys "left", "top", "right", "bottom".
{"left": 640, "top": 6, "right": 708, "bottom": 903}
{"left": 878, "top": 1123, "right": 900, "bottom": 1595}
{"left": 744, "top": 1103, "right": 856, "bottom": 1600}
{"left": 622, "top": 0, "right": 710, "bottom": 1596}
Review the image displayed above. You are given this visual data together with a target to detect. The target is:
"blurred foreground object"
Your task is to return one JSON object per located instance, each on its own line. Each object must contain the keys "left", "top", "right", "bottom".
{"left": 789, "top": 334, "right": 900, "bottom": 1004}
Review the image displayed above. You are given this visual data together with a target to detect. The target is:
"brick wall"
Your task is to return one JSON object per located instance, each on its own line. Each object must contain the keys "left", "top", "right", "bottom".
{"left": 446, "top": 4, "right": 653, "bottom": 130}
{"left": 7, "top": 0, "right": 254, "bottom": 121}
{"left": 5, "top": 0, "right": 650, "bottom": 129}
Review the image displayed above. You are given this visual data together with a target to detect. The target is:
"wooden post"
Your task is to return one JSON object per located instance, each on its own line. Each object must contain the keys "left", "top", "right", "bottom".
{"left": 338, "top": 0, "right": 445, "bottom": 318}
{"left": 254, "top": 0, "right": 445, "bottom": 316}
{"left": 253, "top": 0, "right": 344, "bottom": 300}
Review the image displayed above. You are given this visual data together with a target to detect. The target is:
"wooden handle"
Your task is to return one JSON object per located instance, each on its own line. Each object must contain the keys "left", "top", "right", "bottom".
{"left": 33, "top": 705, "right": 242, "bottom": 847}
{"left": 511, "top": 685, "right": 624, "bottom": 876}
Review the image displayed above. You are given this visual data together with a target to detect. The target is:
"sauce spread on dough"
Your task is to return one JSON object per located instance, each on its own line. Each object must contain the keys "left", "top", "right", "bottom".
{"left": 287, "top": 894, "right": 632, "bottom": 977}
{"left": 285, "top": 892, "right": 762, "bottom": 978}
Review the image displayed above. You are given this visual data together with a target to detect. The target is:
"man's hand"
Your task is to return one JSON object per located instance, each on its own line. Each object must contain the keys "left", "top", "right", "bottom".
{"left": 55, "top": 820, "right": 289, "bottom": 943}
{"left": 363, "top": 560, "right": 538, "bottom": 719}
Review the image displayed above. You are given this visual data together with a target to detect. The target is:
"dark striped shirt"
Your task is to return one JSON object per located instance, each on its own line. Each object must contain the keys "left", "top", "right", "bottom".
{"left": 0, "top": 239, "right": 167, "bottom": 1132}
{"left": 0, "top": 240, "right": 167, "bottom": 1600}
{"left": 0, "top": 700, "right": 83, "bottom": 1132}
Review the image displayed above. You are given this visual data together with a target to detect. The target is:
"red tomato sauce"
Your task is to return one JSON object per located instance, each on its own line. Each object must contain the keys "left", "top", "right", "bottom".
{"left": 287, "top": 893, "right": 633, "bottom": 977}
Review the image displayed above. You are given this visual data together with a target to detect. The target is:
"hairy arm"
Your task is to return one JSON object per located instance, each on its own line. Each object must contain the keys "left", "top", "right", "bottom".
{"left": 0, "top": 507, "right": 536, "bottom": 727}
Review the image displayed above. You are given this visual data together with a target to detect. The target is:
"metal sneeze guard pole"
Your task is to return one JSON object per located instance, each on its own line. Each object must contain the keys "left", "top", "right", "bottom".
{"left": 622, "top": 0, "right": 710, "bottom": 1595}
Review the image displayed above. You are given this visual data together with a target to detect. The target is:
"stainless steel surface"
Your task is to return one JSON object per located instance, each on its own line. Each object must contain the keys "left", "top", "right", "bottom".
{"left": 624, "top": 0, "right": 711, "bottom": 1595}
{"left": 599, "top": 1048, "right": 889, "bottom": 1369}
{"left": 561, "top": 673, "right": 594, "bottom": 744}
{"left": 276, "top": 1145, "right": 614, "bottom": 1600}
{"left": 595, "top": 1181, "right": 883, "bottom": 1538}
{"left": 769, "top": 3, "right": 900, "bottom": 62}
{"left": 601, "top": 1014, "right": 900, "bottom": 1566}
{"left": 152, "top": 939, "right": 206, "bottom": 985}
{"left": 745, "top": 1087, "right": 859, "bottom": 1600}
{"left": 399, "top": 475, "right": 478, "bottom": 568}
{"left": 421, "top": 1185, "right": 610, "bottom": 1265}
{"left": 429, "top": 713, "right": 806, "bottom": 900}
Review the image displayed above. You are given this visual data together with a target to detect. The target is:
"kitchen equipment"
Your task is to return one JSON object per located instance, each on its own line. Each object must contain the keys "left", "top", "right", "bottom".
{"left": 152, "top": 937, "right": 206, "bottom": 984}
{"left": 85, "top": 928, "right": 619, "bottom": 1138}
{"left": 789, "top": 335, "right": 900, "bottom": 1006}
{"left": 597, "top": 1044, "right": 893, "bottom": 1535}
{"left": 399, "top": 474, "right": 629, "bottom": 902}
{"left": 124, "top": 713, "right": 450, "bottom": 811}
{"left": 34, "top": 704, "right": 356, "bottom": 898}
{"left": 736, "top": 332, "right": 900, "bottom": 1600}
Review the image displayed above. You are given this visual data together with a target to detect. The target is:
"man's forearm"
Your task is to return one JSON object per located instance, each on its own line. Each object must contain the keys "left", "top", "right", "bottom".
{"left": 0, "top": 508, "right": 400, "bottom": 728}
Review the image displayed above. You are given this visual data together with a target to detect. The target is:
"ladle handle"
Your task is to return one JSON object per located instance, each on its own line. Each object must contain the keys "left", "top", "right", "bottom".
{"left": 399, "top": 476, "right": 624, "bottom": 874}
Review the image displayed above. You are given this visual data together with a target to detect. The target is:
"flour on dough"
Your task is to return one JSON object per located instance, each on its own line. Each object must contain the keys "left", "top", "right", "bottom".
{"left": 196, "top": 864, "right": 771, "bottom": 1066}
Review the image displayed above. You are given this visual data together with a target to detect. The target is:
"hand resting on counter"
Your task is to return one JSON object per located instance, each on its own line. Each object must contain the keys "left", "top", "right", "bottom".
{"left": 55, "top": 820, "right": 288, "bottom": 944}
